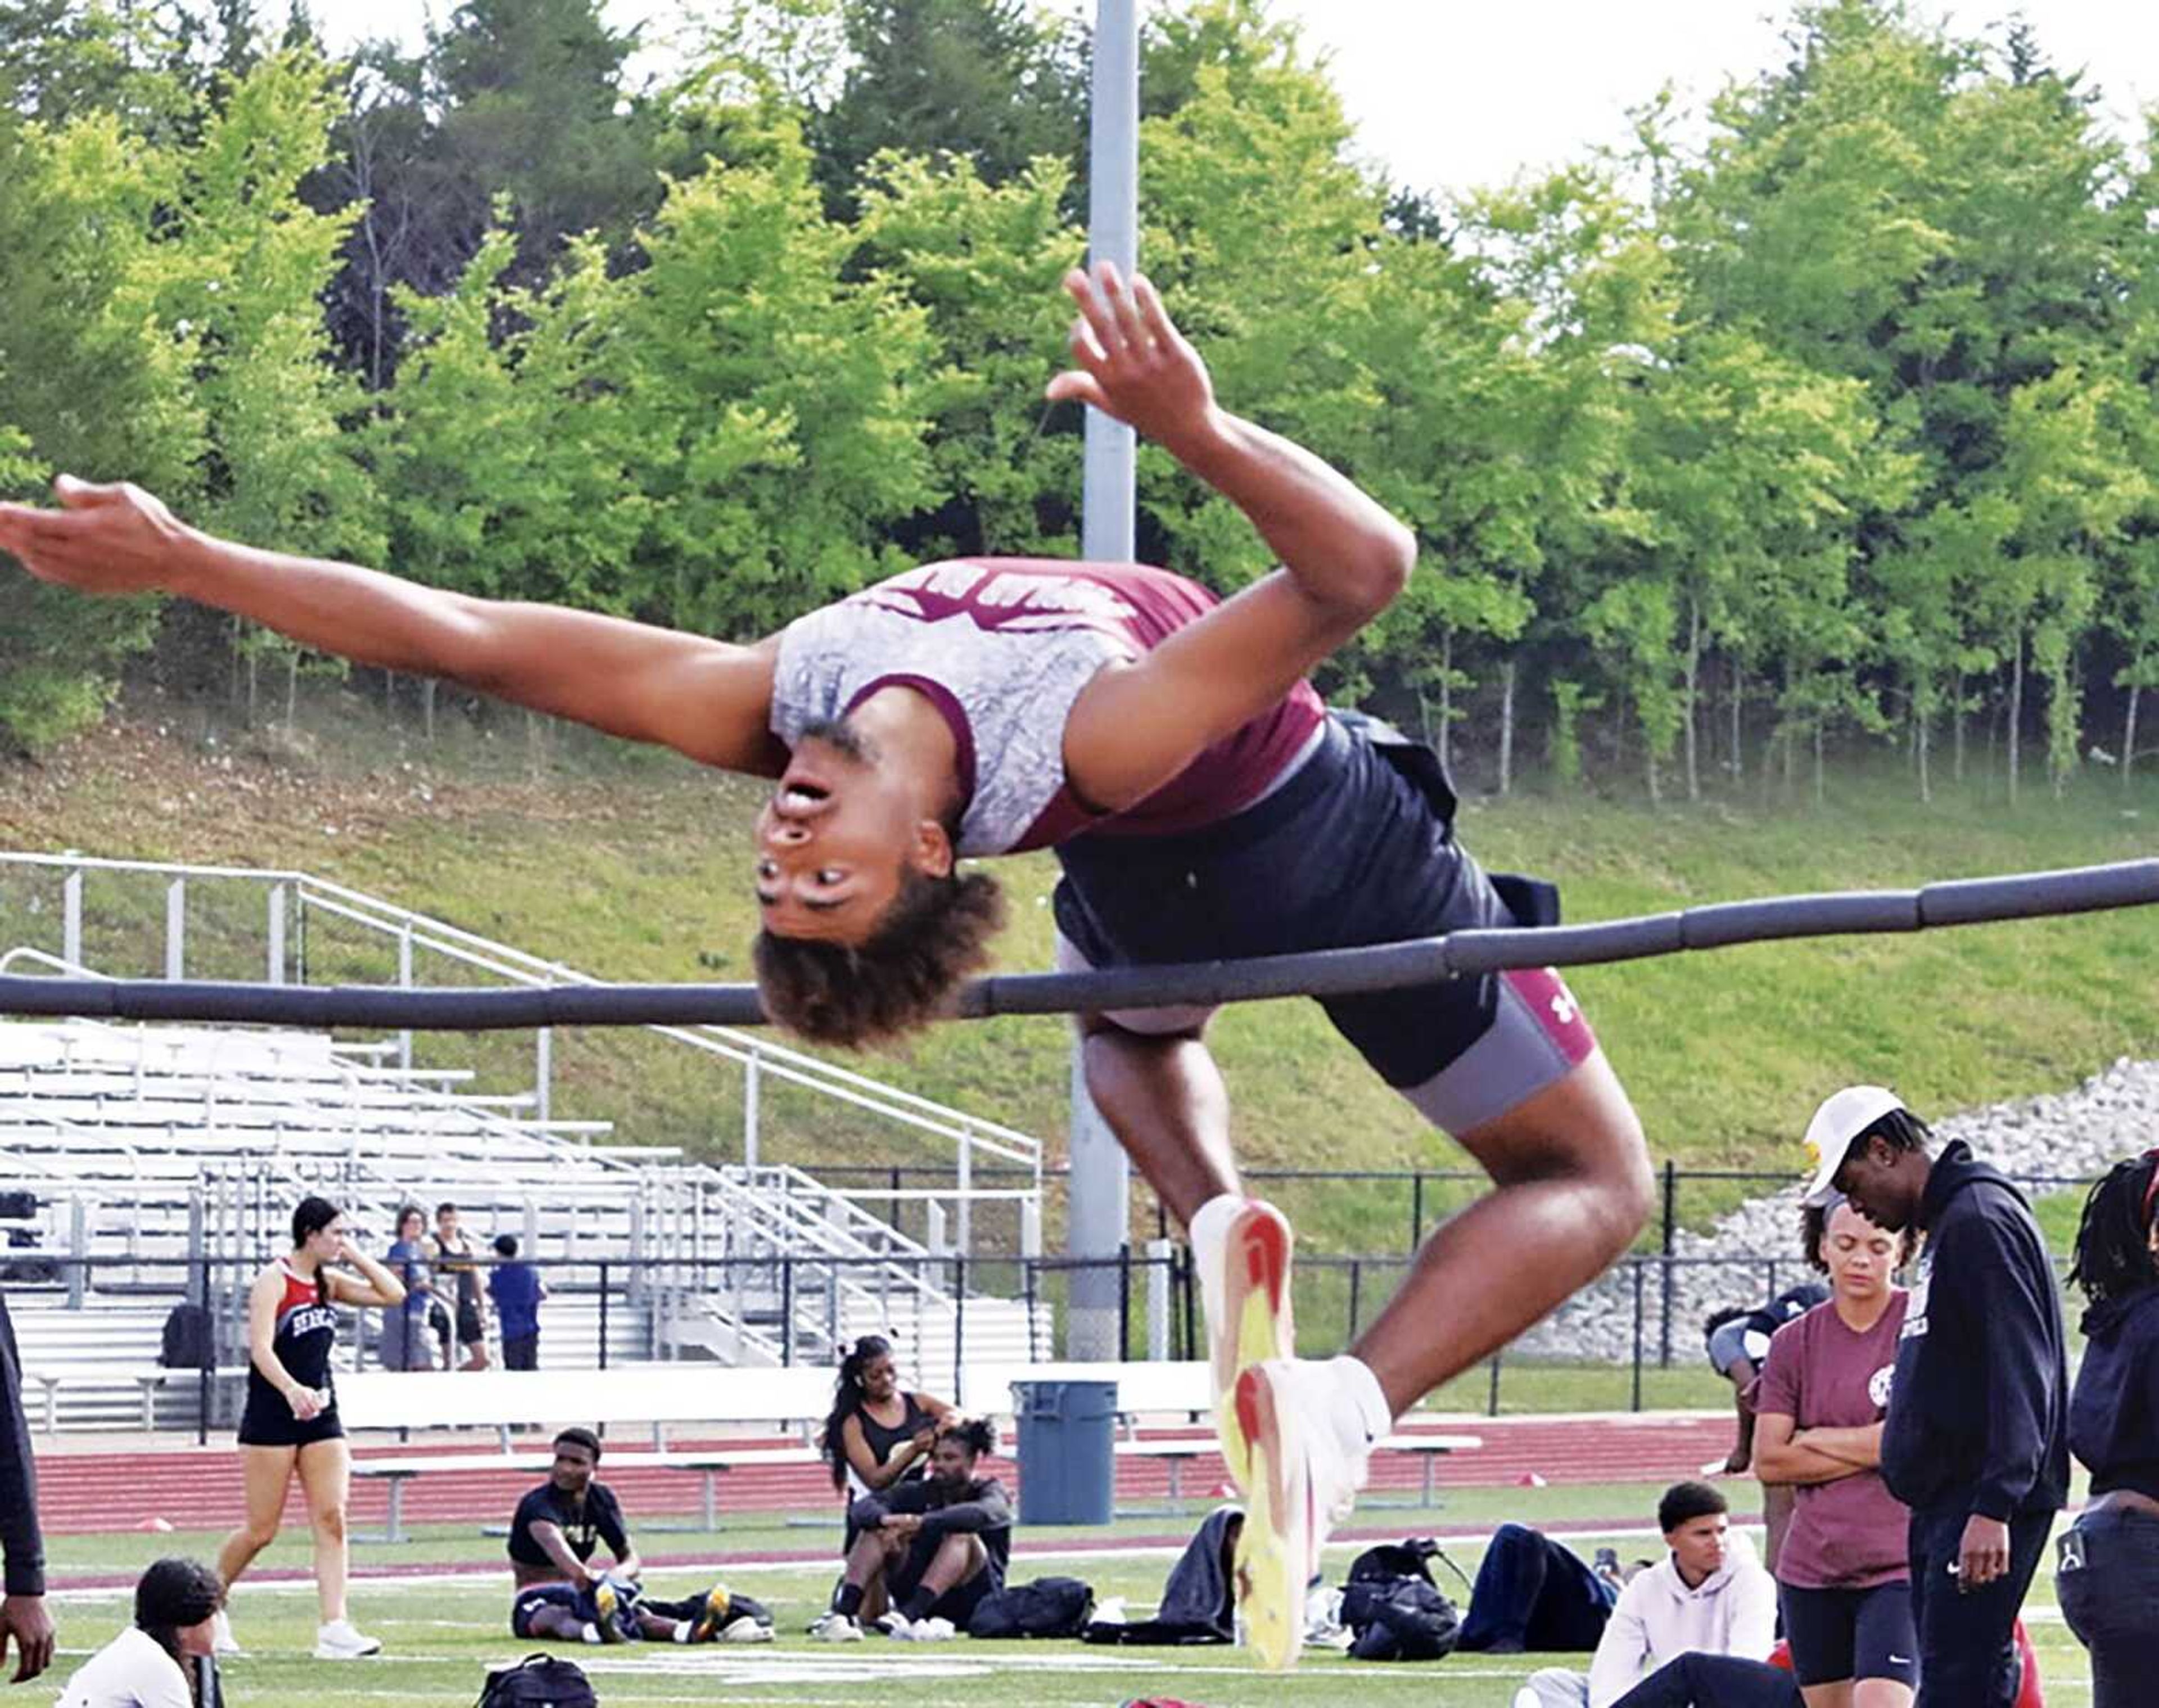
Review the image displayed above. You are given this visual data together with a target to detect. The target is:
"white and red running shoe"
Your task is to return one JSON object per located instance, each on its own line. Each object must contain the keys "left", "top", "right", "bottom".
{"left": 1231, "top": 1358, "right": 1371, "bottom": 1672}
{"left": 1194, "top": 1197, "right": 1295, "bottom": 1492}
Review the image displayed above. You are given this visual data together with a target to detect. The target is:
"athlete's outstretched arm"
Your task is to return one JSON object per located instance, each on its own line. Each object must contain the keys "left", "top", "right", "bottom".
{"left": 1049, "top": 263, "right": 1417, "bottom": 811}
{"left": 0, "top": 477, "right": 785, "bottom": 775}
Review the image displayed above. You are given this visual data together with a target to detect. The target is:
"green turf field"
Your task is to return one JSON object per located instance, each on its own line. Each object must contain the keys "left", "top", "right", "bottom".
{"left": 37, "top": 1488, "right": 2095, "bottom": 1707}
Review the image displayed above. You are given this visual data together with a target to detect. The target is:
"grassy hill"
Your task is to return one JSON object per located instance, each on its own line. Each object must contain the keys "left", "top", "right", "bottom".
{"left": 3, "top": 686, "right": 2155, "bottom": 1257}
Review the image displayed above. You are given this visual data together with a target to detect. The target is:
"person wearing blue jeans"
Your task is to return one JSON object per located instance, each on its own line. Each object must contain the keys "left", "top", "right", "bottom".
{"left": 2057, "top": 1149, "right": 2159, "bottom": 1708}
{"left": 1459, "top": 1524, "right": 1619, "bottom": 1653}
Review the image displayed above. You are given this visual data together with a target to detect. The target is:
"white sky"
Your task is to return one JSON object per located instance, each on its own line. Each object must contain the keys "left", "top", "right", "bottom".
{"left": 305, "top": 1, "right": 2159, "bottom": 197}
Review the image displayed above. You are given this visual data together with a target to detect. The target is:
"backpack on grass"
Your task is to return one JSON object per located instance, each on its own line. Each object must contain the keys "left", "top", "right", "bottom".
{"left": 475, "top": 1653, "right": 597, "bottom": 1708}
{"left": 966, "top": 1576, "right": 1095, "bottom": 1639}
{"left": 1339, "top": 1539, "right": 1461, "bottom": 1662}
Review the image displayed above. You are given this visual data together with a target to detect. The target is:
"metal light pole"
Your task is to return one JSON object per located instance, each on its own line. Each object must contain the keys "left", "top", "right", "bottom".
{"left": 1064, "top": 0, "right": 1140, "bottom": 1362}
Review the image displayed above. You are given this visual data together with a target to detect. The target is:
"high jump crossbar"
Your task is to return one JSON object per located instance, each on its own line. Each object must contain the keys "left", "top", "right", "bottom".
{"left": 0, "top": 859, "right": 2152, "bottom": 1032}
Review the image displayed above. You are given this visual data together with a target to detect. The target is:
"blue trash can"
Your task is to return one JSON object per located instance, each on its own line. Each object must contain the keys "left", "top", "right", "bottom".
{"left": 1013, "top": 1379, "right": 1117, "bottom": 1525}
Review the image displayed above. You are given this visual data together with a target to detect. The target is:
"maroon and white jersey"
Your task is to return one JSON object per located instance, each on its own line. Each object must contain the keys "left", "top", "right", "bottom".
{"left": 770, "top": 558, "right": 1325, "bottom": 855}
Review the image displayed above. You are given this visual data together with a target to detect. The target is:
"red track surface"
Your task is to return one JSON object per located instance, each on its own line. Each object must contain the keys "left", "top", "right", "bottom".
{"left": 33, "top": 1414, "right": 1736, "bottom": 1536}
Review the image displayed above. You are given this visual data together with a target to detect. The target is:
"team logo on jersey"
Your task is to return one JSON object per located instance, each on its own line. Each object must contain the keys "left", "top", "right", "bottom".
{"left": 1868, "top": 1363, "right": 1895, "bottom": 1409}
{"left": 279, "top": 1303, "right": 339, "bottom": 1340}
{"left": 861, "top": 563, "right": 1139, "bottom": 639}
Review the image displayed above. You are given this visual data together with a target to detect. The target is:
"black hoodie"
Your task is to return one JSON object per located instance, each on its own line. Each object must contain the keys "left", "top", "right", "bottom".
{"left": 0, "top": 1293, "right": 43, "bottom": 1597}
{"left": 1880, "top": 1141, "right": 2070, "bottom": 1519}
{"left": 2071, "top": 1285, "right": 2159, "bottom": 1502}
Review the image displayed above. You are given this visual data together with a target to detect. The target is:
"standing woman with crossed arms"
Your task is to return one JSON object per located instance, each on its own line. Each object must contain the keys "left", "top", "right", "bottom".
{"left": 214, "top": 1196, "right": 404, "bottom": 1660}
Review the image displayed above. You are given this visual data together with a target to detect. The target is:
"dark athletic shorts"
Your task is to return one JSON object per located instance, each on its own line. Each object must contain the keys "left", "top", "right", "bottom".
{"left": 455, "top": 1299, "right": 484, "bottom": 1346}
{"left": 236, "top": 1401, "right": 344, "bottom": 1449}
{"left": 889, "top": 1535, "right": 1000, "bottom": 1630}
{"left": 1780, "top": 1580, "right": 1917, "bottom": 1688}
{"left": 1053, "top": 713, "right": 1597, "bottom": 1136}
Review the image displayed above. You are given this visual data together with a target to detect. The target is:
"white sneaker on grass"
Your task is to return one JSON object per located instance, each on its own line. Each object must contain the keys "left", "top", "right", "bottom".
{"left": 870, "top": 1610, "right": 910, "bottom": 1638}
{"left": 1231, "top": 1358, "right": 1371, "bottom": 1672}
{"left": 896, "top": 1616, "right": 955, "bottom": 1642}
{"left": 808, "top": 1611, "right": 862, "bottom": 1642}
{"left": 312, "top": 1617, "right": 382, "bottom": 1659}
{"left": 1192, "top": 1196, "right": 1295, "bottom": 1493}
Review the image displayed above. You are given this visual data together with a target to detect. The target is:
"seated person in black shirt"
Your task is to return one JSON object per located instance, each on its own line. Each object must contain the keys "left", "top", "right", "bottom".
{"left": 508, "top": 1429, "right": 766, "bottom": 1645}
{"left": 811, "top": 1419, "right": 1010, "bottom": 1642}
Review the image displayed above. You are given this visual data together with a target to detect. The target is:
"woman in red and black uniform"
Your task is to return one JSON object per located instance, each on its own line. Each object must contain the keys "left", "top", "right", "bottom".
{"left": 215, "top": 1197, "right": 404, "bottom": 1661}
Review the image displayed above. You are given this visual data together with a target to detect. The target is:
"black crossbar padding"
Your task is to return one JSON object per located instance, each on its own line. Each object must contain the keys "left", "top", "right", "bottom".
{"left": 1, "top": 858, "right": 2154, "bottom": 1030}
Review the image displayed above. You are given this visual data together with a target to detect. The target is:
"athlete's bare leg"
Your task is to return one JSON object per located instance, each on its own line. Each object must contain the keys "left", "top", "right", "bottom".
{"left": 216, "top": 1445, "right": 296, "bottom": 1592}
{"left": 1076, "top": 1017, "right": 1238, "bottom": 1225}
{"left": 296, "top": 1436, "right": 354, "bottom": 1624}
{"left": 1350, "top": 1051, "right": 1652, "bottom": 1415}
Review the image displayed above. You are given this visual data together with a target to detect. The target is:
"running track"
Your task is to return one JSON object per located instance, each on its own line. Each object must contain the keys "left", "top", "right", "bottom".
{"left": 33, "top": 1413, "right": 1736, "bottom": 1535}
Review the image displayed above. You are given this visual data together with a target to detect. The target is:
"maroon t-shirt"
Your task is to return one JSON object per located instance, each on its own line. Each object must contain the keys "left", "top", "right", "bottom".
{"left": 1755, "top": 1291, "right": 1911, "bottom": 1590}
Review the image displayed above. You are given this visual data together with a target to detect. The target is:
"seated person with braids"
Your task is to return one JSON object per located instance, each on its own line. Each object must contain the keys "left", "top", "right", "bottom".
{"left": 811, "top": 1419, "right": 1010, "bottom": 1642}
{"left": 56, "top": 1558, "right": 222, "bottom": 1708}
{"left": 508, "top": 1429, "right": 767, "bottom": 1646}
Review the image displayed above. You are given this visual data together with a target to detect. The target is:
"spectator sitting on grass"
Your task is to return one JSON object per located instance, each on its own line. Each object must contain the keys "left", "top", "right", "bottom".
{"left": 55, "top": 1557, "right": 220, "bottom": 1708}
{"left": 812, "top": 1418, "right": 1010, "bottom": 1643}
{"left": 507, "top": 1428, "right": 766, "bottom": 1646}
{"left": 1514, "top": 1480, "right": 1776, "bottom": 1708}
{"left": 1457, "top": 1524, "right": 1636, "bottom": 1655}
{"left": 486, "top": 1235, "right": 545, "bottom": 1371}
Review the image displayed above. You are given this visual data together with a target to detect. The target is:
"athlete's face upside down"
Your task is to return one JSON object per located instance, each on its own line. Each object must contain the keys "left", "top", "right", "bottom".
{"left": 752, "top": 717, "right": 952, "bottom": 947}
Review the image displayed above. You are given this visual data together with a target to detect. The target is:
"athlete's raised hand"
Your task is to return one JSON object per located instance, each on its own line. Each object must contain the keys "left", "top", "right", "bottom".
{"left": 1047, "top": 261, "right": 1219, "bottom": 454}
{"left": 0, "top": 475, "right": 191, "bottom": 595}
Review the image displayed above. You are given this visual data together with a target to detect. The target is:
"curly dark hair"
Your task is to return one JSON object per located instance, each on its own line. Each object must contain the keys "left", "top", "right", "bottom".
{"left": 2069, "top": 1150, "right": 2159, "bottom": 1313}
{"left": 942, "top": 1416, "right": 999, "bottom": 1460}
{"left": 1801, "top": 1194, "right": 1918, "bottom": 1272}
{"left": 754, "top": 867, "right": 1006, "bottom": 1047}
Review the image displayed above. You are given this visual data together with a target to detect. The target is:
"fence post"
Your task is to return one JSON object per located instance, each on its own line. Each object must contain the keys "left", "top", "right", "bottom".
{"left": 1659, "top": 1160, "right": 1678, "bottom": 1368}
{"left": 1145, "top": 1239, "right": 1172, "bottom": 1360}
{"left": 1348, "top": 1259, "right": 1364, "bottom": 1343}
{"left": 1181, "top": 1246, "right": 1197, "bottom": 1366}
{"left": 1631, "top": 1258, "right": 1647, "bottom": 1413}
{"left": 1486, "top": 1351, "right": 1502, "bottom": 1418}
{"left": 62, "top": 862, "right": 82, "bottom": 970}
{"left": 1024, "top": 1257, "right": 1041, "bottom": 1362}
{"left": 1117, "top": 1243, "right": 1131, "bottom": 1363}
{"left": 1410, "top": 1172, "right": 1425, "bottom": 1253}
{"left": 165, "top": 878, "right": 186, "bottom": 981}
{"left": 267, "top": 884, "right": 286, "bottom": 984}
{"left": 598, "top": 1260, "right": 610, "bottom": 1370}
{"left": 780, "top": 1255, "right": 794, "bottom": 1367}
{"left": 952, "top": 1254, "right": 967, "bottom": 1393}
{"left": 743, "top": 1053, "right": 761, "bottom": 1171}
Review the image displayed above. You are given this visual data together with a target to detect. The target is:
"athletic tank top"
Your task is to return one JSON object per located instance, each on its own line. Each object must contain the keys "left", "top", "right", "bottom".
{"left": 247, "top": 1261, "right": 338, "bottom": 1408}
{"left": 769, "top": 559, "right": 1325, "bottom": 855}
{"left": 844, "top": 1392, "right": 936, "bottom": 1501}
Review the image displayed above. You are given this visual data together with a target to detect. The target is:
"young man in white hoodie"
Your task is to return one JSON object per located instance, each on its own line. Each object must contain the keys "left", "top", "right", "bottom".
{"left": 1516, "top": 1481, "right": 1778, "bottom": 1708}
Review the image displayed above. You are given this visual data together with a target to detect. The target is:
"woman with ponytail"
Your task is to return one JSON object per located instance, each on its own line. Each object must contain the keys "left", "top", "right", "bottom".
{"left": 215, "top": 1197, "right": 404, "bottom": 1661}
{"left": 2059, "top": 1148, "right": 2159, "bottom": 1707}
{"left": 820, "top": 1338, "right": 955, "bottom": 1557}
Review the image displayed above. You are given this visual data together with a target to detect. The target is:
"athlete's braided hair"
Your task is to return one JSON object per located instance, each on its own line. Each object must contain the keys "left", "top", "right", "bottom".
{"left": 820, "top": 1335, "right": 895, "bottom": 1492}
{"left": 755, "top": 867, "right": 1005, "bottom": 1047}
{"left": 2068, "top": 1150, "right": 2159, "bottom": 1314}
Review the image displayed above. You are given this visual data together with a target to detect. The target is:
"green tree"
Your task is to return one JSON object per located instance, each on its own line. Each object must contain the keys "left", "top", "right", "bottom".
{"left": 611, "top": 112, "right": 934, "bottom": 634}
{"left": 855, "top": 150, "right": 1083, "bottom": 561}
{"left": 807, "top": 0, "right": 1085, "bottom": 217}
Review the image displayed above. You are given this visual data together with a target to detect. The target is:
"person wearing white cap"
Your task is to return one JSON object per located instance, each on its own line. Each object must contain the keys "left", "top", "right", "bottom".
{"left": 1797, "top": 1087, "right": 2067, "bottom": 1708}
